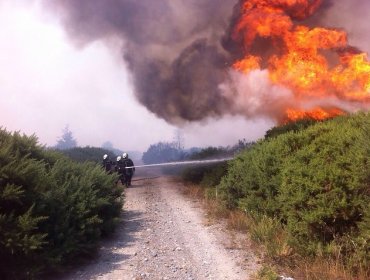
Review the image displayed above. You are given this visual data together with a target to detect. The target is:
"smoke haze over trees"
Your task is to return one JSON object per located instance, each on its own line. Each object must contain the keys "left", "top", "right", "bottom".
{"left": 60, "top": 146, "right": 116, "bottom": 163}
{"left": 54, "top": 125, "right": 77, "bottom": 150}
{"left": 142, "top": 142, "right": 185, "bottom": 165}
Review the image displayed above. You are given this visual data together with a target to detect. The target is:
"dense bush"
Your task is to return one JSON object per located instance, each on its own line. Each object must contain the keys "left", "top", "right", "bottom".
{"left": 181, "top": 147, "right": 232, "bottom": 186}
{"left": 142, "top": 141, "right": 185, "bottom": 164}
{"left": 219, "top": 112, "right": 370, "bottom": 269}
{"left": 181, "top": 162, "right": 228, "bottom": 187}
{"left": 0, "top": 129, "right": 123, "bottom": 279}
{"left": 58, "top": 146, "right": 116, "bottom": 163}
{"left": 180, "top": 143, "right": 254, "bottom": 189}
{"left": 264, "top": 118, "right": 319, "bottom": 139}
{"left": 279, "top": 114, "right": 369, "bottom": 256}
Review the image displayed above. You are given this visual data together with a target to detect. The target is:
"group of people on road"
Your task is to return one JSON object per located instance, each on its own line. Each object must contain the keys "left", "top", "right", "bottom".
{"left": 102, "top": 153, "right": 135, "bottom": 187}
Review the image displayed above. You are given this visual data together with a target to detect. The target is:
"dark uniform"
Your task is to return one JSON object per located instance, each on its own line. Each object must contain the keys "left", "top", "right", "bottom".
{"left": 115, "top": 157, "right": 126, "bottom": 185}
{"left": 122, "top": 157, "right": 135, "bottom": 186}
{"left": 102, "top": 156, "right": 112, "bottom": 173}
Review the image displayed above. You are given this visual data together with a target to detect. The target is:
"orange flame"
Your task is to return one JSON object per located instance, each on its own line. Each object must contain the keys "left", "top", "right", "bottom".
{"left": 286, "top": 107, "right": 344, "bottom": 122}
{"left": 232, "top": 0, "right": 370, "bottom": 122}
{"left": 233, "top": 55, "right": 261, "bottom": 73}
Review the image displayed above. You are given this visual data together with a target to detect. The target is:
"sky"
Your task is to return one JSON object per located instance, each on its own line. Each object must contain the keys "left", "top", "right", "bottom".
{"left": 0, "top": 0, "right": 271, "bottom": 152}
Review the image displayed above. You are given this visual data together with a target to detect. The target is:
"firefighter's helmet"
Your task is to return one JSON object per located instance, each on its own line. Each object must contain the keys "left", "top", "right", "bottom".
{"left": 117, "top": 156, "right": 122, "bottom": 161}
{"left": 103, "top": 154, "right": 108, "bottom": 160}
{"left": 122, "top": 153, "right": 128, "bottom": 159}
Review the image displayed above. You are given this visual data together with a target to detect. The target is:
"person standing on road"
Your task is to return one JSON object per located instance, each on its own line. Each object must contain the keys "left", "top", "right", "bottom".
{"left": 115, "top": 156, "right": 126, "bottom": 185}
{"left": 122, "top": 152, "right": 135, "bottom": 187}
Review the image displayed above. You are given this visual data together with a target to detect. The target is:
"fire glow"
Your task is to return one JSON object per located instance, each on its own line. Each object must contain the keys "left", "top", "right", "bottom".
{"left": 232, "top": 0, "right": 370, "bottom": 122}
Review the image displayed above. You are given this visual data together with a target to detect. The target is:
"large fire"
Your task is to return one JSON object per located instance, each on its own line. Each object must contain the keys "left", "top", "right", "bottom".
{"left": 232, "top": 0, "right": 370, "bottom": 122}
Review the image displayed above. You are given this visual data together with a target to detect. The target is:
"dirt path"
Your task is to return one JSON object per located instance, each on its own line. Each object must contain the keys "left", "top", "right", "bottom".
{"left": 58, "top": 177, "right": 260, "bottom": 280}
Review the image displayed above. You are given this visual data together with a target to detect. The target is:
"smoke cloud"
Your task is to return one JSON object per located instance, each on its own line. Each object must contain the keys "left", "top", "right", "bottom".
{"left": 41, "top": 0, "right": 239, "bottom": 124}
{"left": 220, "top": 70, "right": 294, "bottom": 122}
{"left": 40, "top": 0, "right": 370, "bottom": 124}
{"left": 318, "top": 0, "right": 370, "bottom": 54}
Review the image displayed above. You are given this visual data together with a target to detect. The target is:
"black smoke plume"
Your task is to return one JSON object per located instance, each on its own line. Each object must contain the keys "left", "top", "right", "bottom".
{"left": 42, "top": 0, "right": 239, "bottom": 124}
{"left": 41, "top": 0, "right": 369, "bottom": 124}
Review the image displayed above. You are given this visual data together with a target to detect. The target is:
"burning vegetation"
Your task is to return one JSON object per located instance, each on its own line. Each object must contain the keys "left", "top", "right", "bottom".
{"left": 231, "top": 0, "right": 370, "bottom": 122}
{"left": 43, "top": 0, "right": 369, "bottom": 124}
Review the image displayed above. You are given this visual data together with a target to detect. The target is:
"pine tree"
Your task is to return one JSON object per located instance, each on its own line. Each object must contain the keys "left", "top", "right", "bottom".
{"left": 55, "top": 125, "right": 77, "bottom": 150}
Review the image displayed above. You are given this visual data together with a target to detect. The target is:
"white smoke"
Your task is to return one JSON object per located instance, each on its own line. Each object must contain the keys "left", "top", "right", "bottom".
{"left": 220, "top": 69, "right": 294, "bottom": 121}
{"left": 220, "top": 68, "right": 370, "bottom": 122}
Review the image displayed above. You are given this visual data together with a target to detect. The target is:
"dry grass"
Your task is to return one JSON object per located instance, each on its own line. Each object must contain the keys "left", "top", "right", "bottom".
{"left": 181, "top": 183, "right": 204, "bottom": 199}
{"left": 227, "top": 210, "right": 251, "bottom": 231}
{"left": 205, "top": 199, "right": 229, "bottom": 220}
{"left": 253, "top": 265, "right": 279, "bottom": 280}
{"left": 288, "top": 257, "right": 369, "bottom": 280}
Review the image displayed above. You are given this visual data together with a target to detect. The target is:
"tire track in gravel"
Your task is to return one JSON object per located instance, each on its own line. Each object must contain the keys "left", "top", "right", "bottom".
{"left": 57, "top": 176, "right": 260, "bottom": 280}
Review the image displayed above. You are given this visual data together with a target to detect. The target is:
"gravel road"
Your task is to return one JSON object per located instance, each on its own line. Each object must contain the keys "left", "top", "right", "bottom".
{"left": 58, "top": 176, "right": 260, "bottom": 280}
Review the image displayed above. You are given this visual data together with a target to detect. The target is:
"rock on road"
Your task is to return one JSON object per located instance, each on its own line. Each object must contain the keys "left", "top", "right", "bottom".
{"left": 58, "top": 177, "right": 260, "bottom": 280}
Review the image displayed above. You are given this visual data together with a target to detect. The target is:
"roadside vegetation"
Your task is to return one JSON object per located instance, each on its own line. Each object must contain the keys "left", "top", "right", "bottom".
{"left": 0, "top": 129, "right": 124, "bottom": 279}
{"left": 181, "top": 140, "right": 253, "bottom": 185}
{"left": 58, "top": 146, "right": 116, "bottom": 163}
{"left": 181, "top": 112, "right": 370, "bottom": 280}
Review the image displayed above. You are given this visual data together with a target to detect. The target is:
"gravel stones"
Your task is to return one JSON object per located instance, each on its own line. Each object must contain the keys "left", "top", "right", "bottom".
{"left": 55, "top": 177, "right": 260, "bottom": 280}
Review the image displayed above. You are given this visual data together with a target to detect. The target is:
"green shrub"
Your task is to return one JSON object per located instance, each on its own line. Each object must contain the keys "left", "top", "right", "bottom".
{"left": 218, "top": 112, "right": 370, "bottom": 271}
{"left": 58, "top": 146, "right": 116, "bottom": 163}
{"left": 38, "top": 159, "right": 121, "bottom": 266}
{"left": 279, "top": 114, "right": 369, "bottom": 258}
{"left": 200, "top": 162, "right": 228, "bottom": 188}
{"left": 180, "top": 146, "right": 240, "bottom": 188}
{"left": 256, "top": 265, "right": 279, "bottom": 280}
{"left": 249, "top": 215, "right": 290, "bottom": 259}
{"left": 0, "top": 129, "right": 123, "bottom": 278}
{"left": 264, "top": 118, "right": 319, "bottom": 139}
{"left": 181, "top": 163, "right": 228, "bottom": 187}
{"left": 219, "top": 135, "right": 297, "bottom": 214}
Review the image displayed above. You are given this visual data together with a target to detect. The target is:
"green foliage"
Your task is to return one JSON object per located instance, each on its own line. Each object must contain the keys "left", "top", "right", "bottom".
{"left": 0, "top": 128, "right": 123, "bottom": 278}
{"left": 248, "top": 214, "right": 290, "bottom": 259}
{"left": 219, "top": 112, "right": 370, "bottom": 270}
{"left": 219, "top": 136, "right": 295, "bottom": 213}
{"left": 180, "top": 144, "right": 252, "bottom": 188}
{"left": 264, "top": 118, "right": 319, "bottom": 139}
{"left": 188, "top": 147, "right": 229, "bottom": 160}
{"left": 59, "top": 146, "right": 116, "bottom": 163}
{"left": 280, "top": 116, "right": 369, "bottom": 255}
{"left": 255, "top": 265, "right": 279, "bottom": 280}
{"left": 181, "top": 163, "right": 228, "bottom": 187}
{"left": 181, "top": 147, "right": 229, "bottom": 187}
{"left": 200, "top": 162, "right": 228, "bottom": 188}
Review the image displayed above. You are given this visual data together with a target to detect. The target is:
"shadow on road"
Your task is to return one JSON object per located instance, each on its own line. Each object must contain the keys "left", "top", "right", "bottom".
{"left": 52, "top": 207, "right": 146, "bottom": 279}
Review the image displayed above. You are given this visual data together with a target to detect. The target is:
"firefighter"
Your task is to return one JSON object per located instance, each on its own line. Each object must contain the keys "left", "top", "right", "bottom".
{"left": 122, "top": 152, "right": 135, "bottom": 187}
{"left": 115, "top": 156, "right": 126, "bottom": 185}
{"left": 102, "top": 154, "right": 112, "bottom": 173}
